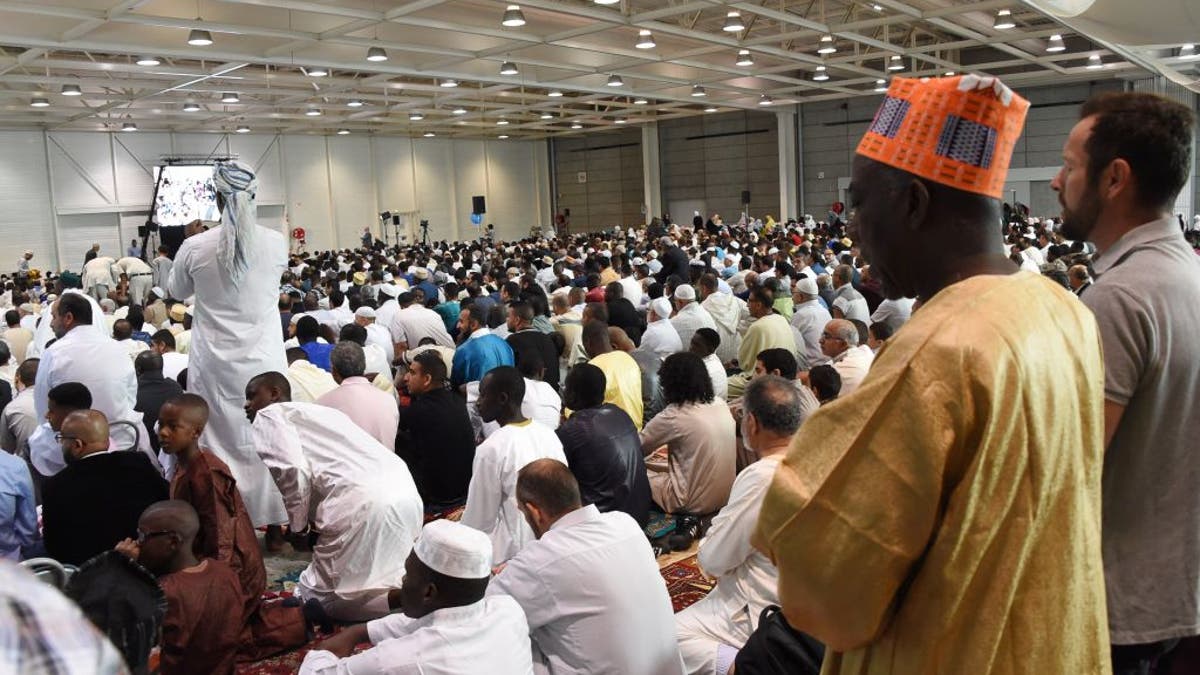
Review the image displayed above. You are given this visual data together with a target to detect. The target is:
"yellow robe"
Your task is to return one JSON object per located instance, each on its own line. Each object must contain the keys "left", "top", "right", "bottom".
{"left": 754, "top": 272, "right": 1111, "bottom": 675}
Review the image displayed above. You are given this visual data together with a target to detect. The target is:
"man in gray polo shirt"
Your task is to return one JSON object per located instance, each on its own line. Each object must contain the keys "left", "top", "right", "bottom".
{"left": 1053, "top": 91, "right": 1199, "bottom": 674}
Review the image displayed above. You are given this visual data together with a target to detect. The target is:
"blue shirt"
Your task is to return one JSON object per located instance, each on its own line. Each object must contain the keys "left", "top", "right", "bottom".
{"left": 435, "top": 301, "right": 461, "bottom": 333}
{"left": 0, "top": 452, "right": 37, "bottom": 560}
{"left": 300, "top": 341, "right": 335, "bottom": 372}
{"left": 451, "top": 331, "right": 514, "bottom": 388}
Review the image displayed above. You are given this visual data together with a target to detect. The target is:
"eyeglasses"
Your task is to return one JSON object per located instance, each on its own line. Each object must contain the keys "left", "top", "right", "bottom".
{"left": 137, "top": 529, "right": 177, "bottom": 543}
{"left": 54, "top": 433, "right": 79, "bottom": 443}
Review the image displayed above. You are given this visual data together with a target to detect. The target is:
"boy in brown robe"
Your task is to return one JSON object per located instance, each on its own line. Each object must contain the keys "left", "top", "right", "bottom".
{"left": 116, "top": 500, "right": 247, "bottom": 675}
{"left": 157, "top": 394, "right": 319, "bottom": 660}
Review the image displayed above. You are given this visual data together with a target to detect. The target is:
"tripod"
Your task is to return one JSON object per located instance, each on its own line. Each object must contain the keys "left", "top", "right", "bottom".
{"left": 419, "top": 220, "right": 431, "bottom": 246}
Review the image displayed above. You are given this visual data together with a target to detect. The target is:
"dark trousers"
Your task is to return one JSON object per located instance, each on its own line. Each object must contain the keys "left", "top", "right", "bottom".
{"left": 1111, "top": 639, "right": 1179, "bottom": 675}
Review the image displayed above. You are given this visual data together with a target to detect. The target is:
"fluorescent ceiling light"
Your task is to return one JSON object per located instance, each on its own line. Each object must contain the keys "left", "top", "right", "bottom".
{"left": 409, "top": 112, "right": 425, "bottom": 121}
{"left": 691, "top": 84, "right": 706, "bottom": 97}
{"left": 607, "top": 74, "right": 624, "bottom": 87}
{"left": 888, "top": 55, "right": 905, "bottom": 71}
{"left": 452, "top": 106, "right": 468, "bottom": 115}
{"left": 121, "top": 121, "right": 138, "bottom": 132}
{"left": 60, "top": 84, "right": 82, "bottom": 96}
{"left": 993, "top": 9, "right": 1015, "bottom": 30}
{"left": 633, "top": 96, "right": 648, "bottom": 105}
{"left": 136, "top": 56, "right": 161, "bottom": 66}
{"left": 496, "top": 118, "right": 509, "bottom": 125}
{"left": 723, "top": 11, "right": 745, "bottom": 32}
{"left": 221, "top": 92, "right": 240, "bottom": 103}
{"left": 636, "top": 30, "right": 655, "bottom": 49}
{"left": 1086, "top": 53, "right": 1103, "bottom": 69}
{"left": 813, "top": 65, "right": 829, "bottom": 81}
{"left": 547, "top": 89, "right": 563, "bottom": 97}
{"left": 570, "top": 122, "right": 582, "bottom": 129}
{"left": 614, "top": 117, "right": 627, "bottom": 124}
{"left": 306, "top": 66, "right": 329, "bottom": 77}
{"left": 347, "top": 99, "right": 364, "bottom": 107}
{"left": 423, "top": 132, "right": 436, "bottom": 137}
{"left": 30, "top": 96, "right": 49, "bottom": 108}
{"left": 873, "top": 79, "right": 888, "bottom": 92}
{"left": 736, "top": 49, "right": 753, "bottom": 66}
{"left": 306, "top": 107, "right": 322, "bottom": 116}
{"left": 183, "top": 101, "right": 201, "bottom": 112}
{"left": 704, "top": 105, "right": 718, "bottom": 113}
{"left": 498, "top": 134, "right": 510, "bottom": 139}
{"left": 187, "top": 29, "right": 213, "bottom": 46}
{"left": 440, "top": 79, "right": 458, "bottom": 88}
{"left": 817, "top": 35, "right": 837, "bottom": 55}
{"left": 1046, "top": 34, "right": 1066, "bottom": 52}
{"left": 540, "top": 111, "right": 554, "bottom": 119}
{"left": 366, "top": 47, "right": 388, "bottom": 62}
{"left": 758, "top": 94, "right": 773, "bottom": 105}
{"left": 501, "top": 5, "right": 526, "bottom": 27}
{"left": 500, "top": 61, "right": 519, "bottom": 75}
{"left": 236, "top": 125, "right": 250, "bottom": 133}
{"left": 337, "top": 128, "right": 350, "bottom": 135}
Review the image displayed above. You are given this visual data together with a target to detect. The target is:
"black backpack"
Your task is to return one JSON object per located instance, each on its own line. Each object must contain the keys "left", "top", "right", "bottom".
{"left": 734, "top": 605, "right": 825, "bottom": 675}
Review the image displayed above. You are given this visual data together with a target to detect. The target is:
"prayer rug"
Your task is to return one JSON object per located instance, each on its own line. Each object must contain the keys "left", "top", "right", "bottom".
{"left": 423, "top": 504, "right": 465, "bottom": 524}
{"left": 660, "top": 555, "right": 714, "bottom": 613}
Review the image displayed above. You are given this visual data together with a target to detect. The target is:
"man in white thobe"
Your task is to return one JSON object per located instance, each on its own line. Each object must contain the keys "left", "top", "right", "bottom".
{"left": 820, "top": 318, "right": 875, "bottom": 396}
{"left": 299, "top": 520, "right": 534, "bottom": 675}
{"left": 246, "top": 371, "right": 423, "bottom": 622}
{"left": 790, "top": 276, "right": 832, "bottom": 370}
{"left": 33, "top": 293, "right": 151, "bottom": 459}
{"left": 461, "top": 366, "right": 566, "bottom": 565}
{"left": 670, "top": 284, "right": 717, "bottom": 351}
{"left": 150, "top": 245, "right": 173, "bottom": 291}
{"left": 699, "top": 275, "right": 748, "bottom": 367}
{"left": 676, "top": 375, "right": 813, "bottom": 675}
{"left": 113, "top": 256, "right": 154, "bottom": 305}
{"left": 169, "top": 161, "right": 290, "bottom": 528}
{"left": 489, "top": 459, "right": 685, "bottom": 675}
{"left": 640, "top": 297, "right": 683, "bottom": 360}
{"left": 354, "top": 306, "right": 395, "bottom": 365}
{"left": 870, "top": 295, "right": 915, "bottom": 332}
{"left": 82, "top": 255, "right": 116, "bottom": 301}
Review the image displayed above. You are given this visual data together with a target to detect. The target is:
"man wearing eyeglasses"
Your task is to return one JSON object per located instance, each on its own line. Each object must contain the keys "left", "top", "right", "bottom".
{"left": 816, "top": 319, "right": 875, "bottom": 397}
{"left": 40, "top": 409, "right": 167, "bottom": 566}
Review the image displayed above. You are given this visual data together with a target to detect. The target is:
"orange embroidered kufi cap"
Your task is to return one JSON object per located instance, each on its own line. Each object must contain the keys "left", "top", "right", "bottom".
{"left": 856, "top": 75, "right": 1030, "bottom": 199}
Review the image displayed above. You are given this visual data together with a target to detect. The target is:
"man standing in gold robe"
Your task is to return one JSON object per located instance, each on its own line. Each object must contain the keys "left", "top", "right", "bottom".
{"left": 753, "top": 75, "right": 1112, "bottom": 674}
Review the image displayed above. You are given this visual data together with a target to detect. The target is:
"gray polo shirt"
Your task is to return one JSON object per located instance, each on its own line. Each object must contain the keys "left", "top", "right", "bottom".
{"left": 1082, "top": 215, "right": 1200, "bottom": 645}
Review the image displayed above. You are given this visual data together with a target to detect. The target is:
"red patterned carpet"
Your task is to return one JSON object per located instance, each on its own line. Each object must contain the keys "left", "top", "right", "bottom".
{"left": 236, "top": 554, "right": 713, "bottom": 674}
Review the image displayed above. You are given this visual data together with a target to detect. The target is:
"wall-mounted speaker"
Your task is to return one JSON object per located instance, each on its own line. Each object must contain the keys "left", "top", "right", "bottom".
{"left": 472, "top": 195, "right": 486, "bottom": 214}
{"left": 741, "top": 190, "right": 751, "bottom": 205}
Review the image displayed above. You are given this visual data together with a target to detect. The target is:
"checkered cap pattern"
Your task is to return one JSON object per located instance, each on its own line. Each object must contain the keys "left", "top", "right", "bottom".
{"left": 856, "top": 76, "right": 1030, "bottom": 198}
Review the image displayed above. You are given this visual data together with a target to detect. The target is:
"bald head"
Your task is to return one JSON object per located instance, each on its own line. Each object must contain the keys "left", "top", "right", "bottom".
{"left": 517, "top": 458, "right": 582, "bottom": 519}
{"left": 140, "top": 500, "right": 200, "bottom": 541}
{"left": 826, "top": 319, "right": 858, "bottom": 346}
{"left": 61, "top": 409, "right": 109, "bottom": 460}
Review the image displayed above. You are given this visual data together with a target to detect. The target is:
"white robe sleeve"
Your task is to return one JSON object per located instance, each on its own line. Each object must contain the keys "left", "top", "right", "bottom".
{"left": 251, "top": 407, "right": 313, "bottom": 533}
{"left": 460, "top": 442, "right": 503, "bottom": 535}
{"left": 32, "top": 346, "right": 53, "bottom": 421}
{"left": 168, "top": 240, "right": 196, "bottom": 300}
{"left": 488, "top": 562, "right": 556, "bottom": 631}
{"left": 697, "top": 464, "right": 770, "bottom": 578}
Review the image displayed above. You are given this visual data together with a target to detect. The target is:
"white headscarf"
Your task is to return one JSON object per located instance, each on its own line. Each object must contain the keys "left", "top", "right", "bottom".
{"left": 212, "top": 160, "right": 259, "bottom": 287}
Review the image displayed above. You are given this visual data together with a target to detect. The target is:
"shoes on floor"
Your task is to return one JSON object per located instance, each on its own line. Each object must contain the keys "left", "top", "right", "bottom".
{"left": 668, "top": 516, "right": 701, "bottom": 551}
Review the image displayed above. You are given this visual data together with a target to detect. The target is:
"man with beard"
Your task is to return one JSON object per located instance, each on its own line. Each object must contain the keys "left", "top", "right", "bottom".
{"left": 753, "top": 75, "right": 1110, "bottom": 674}
{"left": 1052, "top": 92, "right": 1200, "bottom": 675}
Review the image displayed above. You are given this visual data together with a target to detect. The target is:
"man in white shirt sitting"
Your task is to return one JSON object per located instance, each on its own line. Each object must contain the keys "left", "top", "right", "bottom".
{"left": 299, "top": 520, "right": 534, "bottom": 675}
{"left": 489, "top": 459, "right": 684, "bottom": 675}
{"left": 670, "top": 284, "right": 717, "bottom": 350}
{"left": 818, "top": 319, "right": 875, "bottom": 396}
{"left": 675, "top": 375, "right": 813, "bottom": 675}
{"left": 354, "top": 306, "right": 395, "bottom": 365}
{"left": 150, "top": 329, "right": 189, "bottom": 381}
{"left": 640, "top": 297, "right": 682, "bottom": 360}
{"left": 461, "top": 366, "right": 566, "bottom": 565}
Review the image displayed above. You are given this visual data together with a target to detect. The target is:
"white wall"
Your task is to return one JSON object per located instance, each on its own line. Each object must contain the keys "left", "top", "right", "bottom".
{"left": 0, "top": 130, "right": 550, "bottom": 273}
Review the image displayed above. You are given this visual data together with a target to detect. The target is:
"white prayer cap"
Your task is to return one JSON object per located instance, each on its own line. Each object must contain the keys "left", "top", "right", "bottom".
{"left": 354, "top": 306, "right": 377, "bottom": 319}
{"left": 382, "top": 272, "right": 394, "bottom": 282}
{"left": 414, "top": 268, "right": 429, "bottom": 280}
{"left": 290, "top": 312, "right": 304, "bottom": 325}
{"left": 689, "top": 259, "right": 705, "bottom": 268}
{"left": 317, "top": 296, "right": 330, "bottom": 310}
{"left": 600, "top": 250, "right": 612, "bottom": 258}
{"left": 542, "top": 255, "right": 553, "bottom": 266}
{"left": 18, "top": 303, "right": 34, "bottom": 313}
{"left": 674, "top": 284, "right": 696, "bottom": 301}
{"left": 632, "top": 257, "right": 645, "bottom": 266}
{"left": 649, "top": 297, "right": 672, "bottom": 320}
{"left": 379, "top": 283, "right": 400, "bottom": 297}
{"left": 647, "top": 250, "right": 658, "bottom": 259}
{"left": 795, "top": 276, "right": 818, "bottom": 296}
{"left": 729, "top": 241, "right": 740, "bottom": 250}
{"left": 151, "top": 286, "right": 164, "bottom": 297}
{"left": 415, "top": 520, "right": 492, "bottom": 579}
{"left": 768, "top": 247, "right": 779, "bottom": 255}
